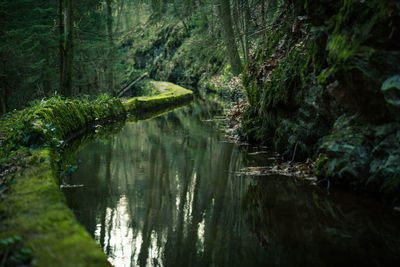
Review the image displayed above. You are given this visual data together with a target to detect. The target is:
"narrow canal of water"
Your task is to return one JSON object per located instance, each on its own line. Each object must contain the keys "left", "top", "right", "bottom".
{"left": 63, "top": 98, "right": 400, "bottom": 267}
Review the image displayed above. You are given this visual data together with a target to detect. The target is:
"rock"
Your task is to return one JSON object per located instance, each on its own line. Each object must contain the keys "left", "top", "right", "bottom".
{"left": 368, "top": 128, "right": 400, "bottom": 198}
{"left": 316, "top": 117, "right": 400, "bottom": 202}
{"left": 381, "top": 75, "right": 400, "bottom": 120}
{"left": 315, "top": 115, "right": 373, "bottom": 186}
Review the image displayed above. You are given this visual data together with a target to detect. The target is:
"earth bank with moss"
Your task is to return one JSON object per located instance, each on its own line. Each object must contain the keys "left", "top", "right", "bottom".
{"left": 241, "top": 0, "right": 400, "bottom": 204}
{"left": 120, "top": 9, "right": 228, "bottom": 95}
{"left": 0, "top": 81, "right": 193, "bottom": 266}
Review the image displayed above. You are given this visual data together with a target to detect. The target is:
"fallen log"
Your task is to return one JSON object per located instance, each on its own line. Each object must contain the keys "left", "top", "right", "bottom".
{"left": 116, "top": 72, "right": 148, "bottom": 98}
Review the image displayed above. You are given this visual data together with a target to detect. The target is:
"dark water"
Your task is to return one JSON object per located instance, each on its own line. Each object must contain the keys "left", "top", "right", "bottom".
{"left": 63, "top": 99, "right": 400, "bottom": 267}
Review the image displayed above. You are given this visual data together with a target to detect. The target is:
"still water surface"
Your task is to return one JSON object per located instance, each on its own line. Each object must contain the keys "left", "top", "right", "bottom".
{"left": 64, "top": 99, "right": 400, "bottom": 267}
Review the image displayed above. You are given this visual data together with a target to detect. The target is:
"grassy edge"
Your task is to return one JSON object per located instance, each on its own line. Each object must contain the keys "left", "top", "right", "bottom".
{"left": 0, "top": 81, "right": 193, "bottom": 266}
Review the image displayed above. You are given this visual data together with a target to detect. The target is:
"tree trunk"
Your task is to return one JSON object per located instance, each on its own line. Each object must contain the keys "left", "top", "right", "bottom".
{"left": 106, "top": 0, "right": 114, "bottom": 95}
{"left": 136, "top": 1, "right": 141, "bottom": 26}
{"left": 243, "top": 0, "right": 251, "bottom": 62}
{"left": 0, "top": 87, "right": 7, "bottom": 114}
{"left": 106, "top": 0, "right": 113, "bottom": 42}
{"left": 62, "top": 0, "right": 74, "bottom": 97}
{"left": 0, "top": 59, "right": 7, "bottom": 113}
{"left": 59, "top": 0, "right": 64, "bottom": 93}
{"left": 217, "top": 0, "right": 242, "bottom": 75}
{"left": 43, "top": 47, "right": 51, "bottom": 96}
{"left": 261, "top": 0, "right": 266, "bottom": 26}
{"left": 115, "top": 0, "right": 125, "bottom": 31}
{"left": 232, "top": 0, "right": 246, "bottom": 63}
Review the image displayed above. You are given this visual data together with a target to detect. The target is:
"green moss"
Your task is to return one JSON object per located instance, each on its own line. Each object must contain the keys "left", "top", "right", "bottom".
{"left": 319, "top": 0, "right": 392, "bottom": 84}
{"left": 328, "top": 34, "right": 359, "bottom": 62}
{"left": 317, "top": 66, "right": 336, "bottom": 84}
{"left": 124, "top": 97, "right": 138, "bottom": 111}
{"left": 0, "top": 96, "right": 128, "bottom": 160}
{"left": 124, "top": 81, "right": 193, "bottom": 113}
{"left": 0, "top": 149, "right": 110, "bottom": 267}
{"left": 314, "top": 155, "right": 328, "bottom": 176}
{"left": 242, "top": 20, "right": 320, "bottom": 146}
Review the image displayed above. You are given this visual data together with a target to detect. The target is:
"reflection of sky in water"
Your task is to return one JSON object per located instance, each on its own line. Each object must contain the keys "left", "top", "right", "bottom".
{"left": 103, "top": 196, "right": 133, "bottom": 266}
{"left": 100, "top": 170, "right": 206, "bottom": 267}
{"left": 64, "top": 100, "right": 400, "bottom": 267}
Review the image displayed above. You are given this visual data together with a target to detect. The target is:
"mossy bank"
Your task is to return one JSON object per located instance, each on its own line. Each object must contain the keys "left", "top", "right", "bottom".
{"left": 241, "top": 0, "right": 400, "bottom": 204}
{"left": 0, "top": 81, "right": 193, "bottom": 266}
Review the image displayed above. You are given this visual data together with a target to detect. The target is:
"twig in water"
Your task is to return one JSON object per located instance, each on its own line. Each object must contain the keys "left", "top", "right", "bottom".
{"left": 291, "top": 141, "right": 298, "bottom": 162}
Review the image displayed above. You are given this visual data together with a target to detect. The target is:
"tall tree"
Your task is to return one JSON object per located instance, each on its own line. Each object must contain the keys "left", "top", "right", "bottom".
{"left": 59, "top": 0, "right": 64, "bottom": 93}
{"left": 0, "top": 0, "right": 59, "bottom": 111}
{"left": 232, "top": 0, "right": 250, "bottom": 63}
{"left": 216, "top": 0, "right": 242, "bottom": 75}
{"left": 62, "top": 0, "right": 74, "bottom": 97}
{"left": 243, "top": 0, "right": 251, "bottom": 62}
{"left": 115, "top": 0, "right": 126, "bottom": 31}
{"left": 0, "top": 78, "right": 7, "bottom": 113}
{"left": 261, "top": 0, "right": 266, "bottom": 27}
{"left": 106, "top": 0, "right": 115, "bottom": 95}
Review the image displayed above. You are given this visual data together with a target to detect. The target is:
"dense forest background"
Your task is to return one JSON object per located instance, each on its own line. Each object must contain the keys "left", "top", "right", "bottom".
{"left": 1, "top": 0, "right": 400, "bottom": 200}
{"left": 0, "top": 0, "right": 271, "bottom": 112}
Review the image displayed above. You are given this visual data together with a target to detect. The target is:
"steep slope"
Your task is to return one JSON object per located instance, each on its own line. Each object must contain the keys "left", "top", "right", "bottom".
{"left": 241, "top": 0, "right": 400, "bottom": 203}
{"left": 120, "top": 13, "right": 226, "bottom": 93}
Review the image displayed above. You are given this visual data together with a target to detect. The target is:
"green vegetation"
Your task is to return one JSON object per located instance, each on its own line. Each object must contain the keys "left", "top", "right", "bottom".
{"left": 1, "top": 0, "right": 400, "bottom": 264}
{"left": 0, "top": 235, "right": 32, "bottom": 266}
{"left": 240, "top": 0, "right": 400, "bottom": 203}
{"left": 0, "top": 96, "right": 125, "bottom": 163}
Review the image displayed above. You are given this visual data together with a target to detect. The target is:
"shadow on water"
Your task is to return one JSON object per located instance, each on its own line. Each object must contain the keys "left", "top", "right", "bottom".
{"left": 62, "top": 97, "right": 400, "bottom": 267}
{"left": 242, "top": 176, "right": 400, "bottom": 267}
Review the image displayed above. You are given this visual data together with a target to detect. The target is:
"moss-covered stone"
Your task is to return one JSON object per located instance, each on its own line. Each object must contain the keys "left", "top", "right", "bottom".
{"left": 122, "top": 81, "right": 193, "bottom": 116}
{"left": 0, "top": 149, "right": 111, "bottom": 266}
{"left": 130, "top": 81, "right": 193, "bottom": 111}
{"left": 316, "top": 115, "right": 400, "bottom": 202}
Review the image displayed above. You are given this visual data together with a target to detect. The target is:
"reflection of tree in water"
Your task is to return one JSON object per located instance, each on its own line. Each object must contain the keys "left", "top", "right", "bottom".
{"left": 241, "top": 177, "right": 400, "bottom": 266}
{"left": 65, "top": 99, "right": 274, "bottom": 266}
{"left": 65, "top": 137, "right": 120, "bottom": 237}
{"left": 124, "top": 104, "right": 241, "bottom": 266}
{"left": 64, "top": 98, "right": 400, "bottom": 266}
